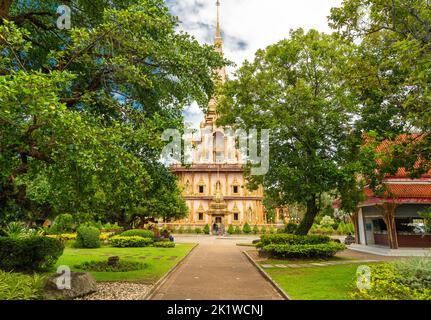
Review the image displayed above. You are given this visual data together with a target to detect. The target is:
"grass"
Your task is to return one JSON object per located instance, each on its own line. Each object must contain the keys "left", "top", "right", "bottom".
{"left": 54, "top": 244, "right": 195, "bottom": 283}
{"left": 264, "top": 262, "right": 382, "bottom": 300}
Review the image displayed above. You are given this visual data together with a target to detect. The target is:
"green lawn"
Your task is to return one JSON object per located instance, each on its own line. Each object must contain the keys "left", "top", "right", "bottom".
{"left": 54, "top": 244, "right": 195, "bottom": 283}
{"left": 264, "top": 262, "right": 381, "bottom": 300}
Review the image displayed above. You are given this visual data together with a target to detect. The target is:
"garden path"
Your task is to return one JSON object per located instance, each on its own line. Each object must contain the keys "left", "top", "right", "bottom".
{"left": 149, "top": 236, "right": 284, "bottom": 300}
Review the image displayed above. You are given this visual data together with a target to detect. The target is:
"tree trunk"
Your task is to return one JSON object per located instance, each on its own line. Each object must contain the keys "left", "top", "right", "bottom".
{"left": 295, "top": 194, "right": 318, "bottom": 235}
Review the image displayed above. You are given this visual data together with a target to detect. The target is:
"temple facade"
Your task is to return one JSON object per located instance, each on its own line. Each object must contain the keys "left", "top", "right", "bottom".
{"left": 169, "top": 1, "right": 266, "bottom": 231}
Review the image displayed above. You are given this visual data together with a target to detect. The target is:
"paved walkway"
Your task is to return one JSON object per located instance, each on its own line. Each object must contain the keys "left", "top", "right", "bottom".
{"left": 150, "top": 236, "right": 284, "bottom": 300}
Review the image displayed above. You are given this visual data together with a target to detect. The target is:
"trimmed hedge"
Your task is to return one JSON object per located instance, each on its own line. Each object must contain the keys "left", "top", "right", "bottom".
{"left": 0, "top": 236, "right": 64, "bottom": 272}
{"left": 120, "top": 229, "right": 154, "bottom": 239}
{"left": 262, "top": 242, "right": 346, "bottom": 259}
{"left": 110, "top": 236, "right": 154, "bottom": 247}
{"left": 75, "top": 226, "right": 101, "bottom": 248}
{"left": 154, "top": 241, "right": 176, "bottom": 248}
{"left": 259, "top": 234, "right": 331, "bottom": 247}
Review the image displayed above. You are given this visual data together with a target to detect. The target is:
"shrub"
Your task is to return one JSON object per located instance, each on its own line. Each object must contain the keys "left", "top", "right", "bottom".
{"left": 320, "top": 215, "right": 335, "bottom": 227}
{"left": 284, "top": 223, "right": 298, "bottom": 234}
{"left": 0, "top": 236, "right": 64, "bottom": 272}
{"left": 177, "top": 226, "right": 184, "bottom": 234}
{"left": 75, "top": 260, "right": 147, "bottom": 272}
{"left": 120, "top": 229, "right": 154, "bottom": 239}
{"left": 242, "top": 223, "right": 251, "bottom": 234}
{"left": 234, "top": 226, "right": 242, "bottom": 234}
{"left": 75, "top": 226, "right": 101, "bottom": 248}
{"left": 269, "top": 227, "right": 276, "bottom": 234}
{"left": 46, "top": 233, "right": 77, "bottom": 241}
{"left": 102, "top": 222, "right": 123, "bottom": 231}
{"left": 259, "top": 234, "right": 331, "bottom": 247}
{"left": 252, "top": 225, "right": 259, "bottom": 235}
{"left": 50, "top": 214, "right": 75, "bottom": 234}
{"left": 0, "top": 271, "right": 43, "bottom": 300}
{"left": 203, "top": 224, "right": 210, "bottom": 235}
{"left": 353, "top": 260, "right": 431, "bottom": 300}
{"left": 3, "top": 222, "right": 29, "bottom": 239}
{"left": 227, "top": 225, "right": 234, "bottom": 234}
{"left": 110, "top": 236, "right": 153, "bottom": 247}
{"left": 262, "top": 242, "right": 346, "bottom": 259}
{"left": 195, "top": 227, "right": 203, "bottom": 234}
{"left": 337, "top": 222, "right": 355, "bottom": 235}
{"left": 260, "top": 226, "right": 267, "bottom": 234}
{"left": 154, "top": 241, "right": 176, "bottom": 248}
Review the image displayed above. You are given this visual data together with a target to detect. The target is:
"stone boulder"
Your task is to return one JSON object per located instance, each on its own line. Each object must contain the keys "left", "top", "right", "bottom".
{"left": 43, "top": 272, "right": 97, "bottom": 300}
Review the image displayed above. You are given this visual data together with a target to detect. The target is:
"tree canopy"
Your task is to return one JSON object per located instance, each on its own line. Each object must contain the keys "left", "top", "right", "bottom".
{"left": 0, "top": 0, "right": 226, "bottom": 225}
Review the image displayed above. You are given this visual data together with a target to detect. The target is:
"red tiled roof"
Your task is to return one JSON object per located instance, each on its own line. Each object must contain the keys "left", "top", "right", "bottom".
{"left": 365, "top": 183, "right": 431, "bottom": 199}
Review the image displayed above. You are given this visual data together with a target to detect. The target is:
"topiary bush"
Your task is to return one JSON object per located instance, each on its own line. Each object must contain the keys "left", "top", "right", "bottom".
{"left": 0, "top": 236, "right": 64, "bottom": 272}
{"left": 110, "top": 236, "right": 153, "bottom": 247}
{"left": 284, "top": 223, "right": 298, "bottom": 234}
{"left": 252, "top": 225, "right": 259, "bottom": 235}
{"left": 242, "top": 223, "right": 251, "bottom": 234}
{"left": 234, "top": 226, "right": 242, "bottom": 234}
{"left": 260, "top": 226, "right": 267, "bottom": 234}
{"left": 195, "top": 227, "right": 203, "bottom": 234}
{"left": 227, "top": 225, "right": 234, "bottom": 234}
{"left": 262, "top": 242, "right": 346, "bottom": 259}
{"left": 0, "top": 271, "right": 43, "bottom": 300}
{"left": 75, "top": 226, "right": 101, "bottom": 248}
{"left": 203, "top": 224, "right": 210, "bottom": 235}
{"left": 154, "top": 241, "right": 176, "bottom": 248}
{"left": 259, "top": 234, "right": 331, "bottom": 247}
{"left": 120, "top": 229, "right": 154, "bottom": 239}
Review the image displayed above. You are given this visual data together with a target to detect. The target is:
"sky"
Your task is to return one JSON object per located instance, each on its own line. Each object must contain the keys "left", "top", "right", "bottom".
{"left": 166, "top": 0, "right": 343, "bottom": 128}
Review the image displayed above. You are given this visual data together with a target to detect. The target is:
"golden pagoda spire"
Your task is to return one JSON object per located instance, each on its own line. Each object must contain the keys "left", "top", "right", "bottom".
{"left": 214, "top": 0, "right": 223, "bottom": 50}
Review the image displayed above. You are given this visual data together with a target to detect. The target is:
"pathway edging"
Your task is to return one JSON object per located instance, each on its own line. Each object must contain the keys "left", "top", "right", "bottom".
{"left": 242, "top": 250, "right": 291, "bottom": 301}
{"left": 144, "top": 243, "right": 199, "bottom": 300}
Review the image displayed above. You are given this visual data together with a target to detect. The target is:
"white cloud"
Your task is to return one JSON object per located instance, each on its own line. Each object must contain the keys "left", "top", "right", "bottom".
{"left": 168, "top": 0, "right": 343, "bottom": 127}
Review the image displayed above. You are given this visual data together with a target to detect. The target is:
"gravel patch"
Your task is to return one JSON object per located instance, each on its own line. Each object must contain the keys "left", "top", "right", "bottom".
{"left": 76, "top": 282, "right": 152, "bottom": 300}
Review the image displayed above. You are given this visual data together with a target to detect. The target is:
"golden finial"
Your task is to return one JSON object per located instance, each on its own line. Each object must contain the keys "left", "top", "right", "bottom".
{"left": 215, "top": 0, "right": 221, "bottom": 40}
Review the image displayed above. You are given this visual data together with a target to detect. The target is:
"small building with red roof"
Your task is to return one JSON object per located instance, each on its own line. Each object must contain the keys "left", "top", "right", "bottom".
{"left": 354, "top": 135, "right": 431, "bottom": 250}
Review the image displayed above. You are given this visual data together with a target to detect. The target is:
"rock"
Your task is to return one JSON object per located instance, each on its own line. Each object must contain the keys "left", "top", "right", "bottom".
{"left": 43, "top": 272, "right": 97, "bottom": 300}
{"left": 108, "top": 256, "right": 120, "bottom": 267}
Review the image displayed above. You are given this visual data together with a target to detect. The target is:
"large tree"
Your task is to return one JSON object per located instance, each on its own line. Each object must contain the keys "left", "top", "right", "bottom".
{"left": 329, "top": 0, "right": 431, "bottom": 184}
{"left": 217, "top": 29, "right": 356, "bottom": 235}
{"left": 0, "top": 0, "right": 226, "bottom": 224}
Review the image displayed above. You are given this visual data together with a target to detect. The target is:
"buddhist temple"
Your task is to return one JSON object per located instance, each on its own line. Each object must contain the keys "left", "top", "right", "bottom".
{"left": 168, "top": 1, "right": 267, "bottom": 232}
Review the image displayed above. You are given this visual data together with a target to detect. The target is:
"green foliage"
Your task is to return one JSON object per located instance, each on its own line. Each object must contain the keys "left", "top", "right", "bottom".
{"left": 252, "top": 225, "right": 259, "bottom": 235}
{"left": 110, "top": 236, "right": 153, "bottom": 248}
{"left": 242, "top": 223, "right": 251, "bottom": 234}
{"left": 269, "top": 227, "right": 276, "bottom": 234}
{"left": 102, "top": 222, "right": 123, "bottom": 231}
{"left": 234, "top": 226, "right": 242, "bottom": 235}
{"left": 195, "top": 227, "right": 203, "bottom": 234}
{"left": 320, "top": 216, "right": 335, "bottom": 228}
{"left": 227, "top": 225, "right": 234, "bottom": 234}
{"left": 203, "top": 224, "right": 210, "bottom": 235}
{"left": 0, "top": 271, "right": 42, "bottom": 300}
{"left": 260, "top": 226, "right": 267, "bottom": 234}
{"left": 259, "top": 234, "right": 331, "bottom": 247}
{"left": 284, "top": 223, "right": 298, "bottom": 234}
{"left": 177, "top": 226, "right": 184, "bottom": 234}
{"left": 337, "top": 222, "right": 355, "bottom": 235}
{"left": 217, "top": 28, "right": 356, "bottom": 235}
{"left": 75, "top": 260, "right": 147, "bottom": 272}
{"left": 0, "top": 0, "right": 226, "bottom": 224}
{"left": 418, "top": 208, "right": 431, "bottom": 233}
{"left": 75, "top": 226, "right": 101, "bottom": 249}
{"left": 153, "top": 241, "right": 176, "bottom": 248}
{"left": 3, "top": 221, "right": 29, "bottom": 239}
{"left": 50, "top": 214, "right": 76, "bottom": 234}
{"left": 353, "top": 259, "right": 431, "bottom": 300}
{"left": 262, "top": 242, "right": 346, "bottom": 259}
{"left": 0, "top": 236, "right": 64, "bottom": 272}
{"left": 120, "top": 229, "right": 154, "bottom": 239}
